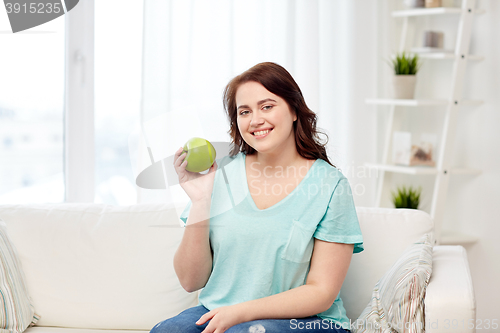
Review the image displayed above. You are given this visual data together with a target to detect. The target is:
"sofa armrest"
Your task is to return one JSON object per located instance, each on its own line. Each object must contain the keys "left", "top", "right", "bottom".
{"left": 425, "top": 245, "right": 476, "bottom": 333}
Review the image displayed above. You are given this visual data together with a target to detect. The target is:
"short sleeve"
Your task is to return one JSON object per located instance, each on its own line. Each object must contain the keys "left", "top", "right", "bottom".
{"left": 179, "top": 200, "right": 192, "bottom": 227}
{"left": 313, "top": 177, "right": 364, "bottom": 253}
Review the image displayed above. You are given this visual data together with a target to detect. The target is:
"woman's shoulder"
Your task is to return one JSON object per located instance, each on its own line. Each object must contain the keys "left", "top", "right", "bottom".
{"left": 312, "top": 158, "right": 346, "bottom": 183}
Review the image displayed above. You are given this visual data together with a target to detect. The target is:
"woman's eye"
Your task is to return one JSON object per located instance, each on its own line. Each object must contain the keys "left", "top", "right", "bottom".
{"left": 239, "top": 110, "right": 249, "bottom": 115}
{"left": 263, "top": 105, "right": 273, "bottom": 110}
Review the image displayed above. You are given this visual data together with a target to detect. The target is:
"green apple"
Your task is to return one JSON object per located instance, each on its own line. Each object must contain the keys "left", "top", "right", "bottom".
{"left": 182, "top": 137, "right": 216, "bottom": 173}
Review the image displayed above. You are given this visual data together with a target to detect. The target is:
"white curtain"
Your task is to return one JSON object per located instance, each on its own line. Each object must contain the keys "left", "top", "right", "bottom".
{"left": 135, "top": 0, "right": 378, "bottom": 206}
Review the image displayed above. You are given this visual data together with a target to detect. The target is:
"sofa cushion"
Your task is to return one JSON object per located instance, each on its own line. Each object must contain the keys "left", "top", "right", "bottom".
{"left": 424, "top": 245, "right": 476, "bottom": 333}
{"left": 340, "top": 207, "right": 434, "bottom": 320}
{"left": 25, "top": 327, "right": 148, "bottom": 333}
{"left": 353, "top": 233, "right": 434, "bottom": 333}
{"left": 0, "top": 203, "right": 197, "bottom": 330}
{"left": 0, "top": 218, "right": 40, "bottom": 332}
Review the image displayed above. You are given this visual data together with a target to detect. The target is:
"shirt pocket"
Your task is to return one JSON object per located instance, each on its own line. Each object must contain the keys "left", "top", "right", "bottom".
{"left": 280, "top": 219, "right": 316, "bottom": 264}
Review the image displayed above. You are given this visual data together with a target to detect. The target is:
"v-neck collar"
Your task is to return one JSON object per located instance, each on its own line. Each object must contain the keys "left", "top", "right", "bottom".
{"left": 240, "top": 153, "right": 320, "bottom": 212}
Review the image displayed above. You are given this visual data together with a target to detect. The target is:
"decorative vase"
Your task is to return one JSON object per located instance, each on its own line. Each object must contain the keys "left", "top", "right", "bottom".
{"left": 423, "top": 31, "right": 444, "bottom": 48}
{"left": 392, "top": 75, "right": 417, "bottom": 99}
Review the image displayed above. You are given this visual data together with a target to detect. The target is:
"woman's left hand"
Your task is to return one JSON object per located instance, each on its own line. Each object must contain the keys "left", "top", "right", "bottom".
{"left": 197, "top": 304, "right": 249, "bottom": 333}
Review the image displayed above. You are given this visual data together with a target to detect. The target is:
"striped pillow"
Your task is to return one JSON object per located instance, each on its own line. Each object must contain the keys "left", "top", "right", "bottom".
{"left": 353, "top": 233, "right": 433, "bottom": 333}
{"left": 0, "top": 218, "right": 40, "bottom": 331}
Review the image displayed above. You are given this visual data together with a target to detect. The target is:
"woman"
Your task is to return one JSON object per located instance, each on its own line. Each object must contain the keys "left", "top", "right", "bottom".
{"left": 151, "top": 62, "right": 363, "bottom": 333}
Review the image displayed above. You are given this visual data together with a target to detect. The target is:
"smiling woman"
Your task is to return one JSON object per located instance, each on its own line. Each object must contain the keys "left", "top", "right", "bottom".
{"left": 154, "top": 62, "right": 363, "bottom": 333}
{"left": 223, "top": 62, "right": 334, "bottom": 166}
{"left": 236, "top": 82, "right": 294, "bottom": 150}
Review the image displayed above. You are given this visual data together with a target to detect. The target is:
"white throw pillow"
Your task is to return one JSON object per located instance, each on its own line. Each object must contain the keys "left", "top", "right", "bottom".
{"left": 0, "top": 203, "right": 197, "bottom": 330}
{"left": 0, "top": 218, "right": 40, "bottom": 332}
{"left": 353, "top": 233, "right": 434, "bottom": 333}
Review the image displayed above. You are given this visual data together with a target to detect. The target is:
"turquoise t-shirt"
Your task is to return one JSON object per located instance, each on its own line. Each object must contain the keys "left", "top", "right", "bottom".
{"left": 179, "top": 151, "right": 363, "bottom": 329}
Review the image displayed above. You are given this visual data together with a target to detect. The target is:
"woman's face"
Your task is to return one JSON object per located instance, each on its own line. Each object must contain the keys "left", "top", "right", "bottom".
{"left": 236, "top": 81, "right": 297, "bottom": 154}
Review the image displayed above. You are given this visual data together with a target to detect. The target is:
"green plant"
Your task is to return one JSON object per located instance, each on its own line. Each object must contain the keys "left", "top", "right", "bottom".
{"left": 387, "top": 51, "right": 422, "bottom": 75}
{"left": 391, "top": 185, "right": 422, "bottom": 209}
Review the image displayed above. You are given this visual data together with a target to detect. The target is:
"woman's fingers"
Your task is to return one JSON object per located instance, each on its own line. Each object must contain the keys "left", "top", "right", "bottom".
{"left": 174, "top": 148, "right": 187, "bottom": 169}
{"left": 210, "top": 161, "right": 217, "bottom": 173}
{"left": 173, "top": 146, "right": 182, "bottom": 158}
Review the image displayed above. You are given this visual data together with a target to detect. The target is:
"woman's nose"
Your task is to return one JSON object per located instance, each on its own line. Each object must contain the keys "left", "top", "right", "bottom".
{"left": 250, "top": 111, "right": 264, "bottom": 126}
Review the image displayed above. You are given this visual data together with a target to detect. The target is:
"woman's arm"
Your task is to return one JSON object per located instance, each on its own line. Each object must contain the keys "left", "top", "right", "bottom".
{"left": 239, "top": 239, "right": 353, "bottom": 321}
{"left": 173, "top": 199, "right": 213, "bottom": 293}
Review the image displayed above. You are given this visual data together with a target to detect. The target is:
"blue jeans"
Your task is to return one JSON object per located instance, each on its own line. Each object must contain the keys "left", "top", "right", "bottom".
{"left": 150, "top": 305, "right": 351, "bottom": 333}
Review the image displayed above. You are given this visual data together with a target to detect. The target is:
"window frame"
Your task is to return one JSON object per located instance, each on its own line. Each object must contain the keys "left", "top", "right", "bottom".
{"left": 64, "top": 0, "right": 95, "bottom": 202}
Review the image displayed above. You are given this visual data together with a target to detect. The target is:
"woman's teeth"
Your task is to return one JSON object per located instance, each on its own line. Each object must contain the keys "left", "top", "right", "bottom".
{"left": 253, "top": 129, "right": 271, "bottom": 136}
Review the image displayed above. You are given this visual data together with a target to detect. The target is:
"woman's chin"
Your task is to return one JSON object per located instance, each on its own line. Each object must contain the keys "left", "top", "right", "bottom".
{"left": 253, "top": 145, "right": 279, "bottom": 154}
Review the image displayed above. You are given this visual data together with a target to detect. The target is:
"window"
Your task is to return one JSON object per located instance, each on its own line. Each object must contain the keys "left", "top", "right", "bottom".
{"left": 93, "top": 0, "right": 143, "bottom": 204}
{"left": 0, "top": 16, "right": 65, "bottom": 203}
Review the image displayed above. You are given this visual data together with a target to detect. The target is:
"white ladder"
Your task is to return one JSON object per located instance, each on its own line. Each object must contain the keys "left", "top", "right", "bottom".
{"left": 366, "top": 0, "right": 484, "bottom": 245}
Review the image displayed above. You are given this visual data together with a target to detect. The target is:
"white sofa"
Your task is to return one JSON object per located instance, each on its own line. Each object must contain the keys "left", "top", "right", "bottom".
{"left": 0, "top": 203, "right": 475, "bottom": 333}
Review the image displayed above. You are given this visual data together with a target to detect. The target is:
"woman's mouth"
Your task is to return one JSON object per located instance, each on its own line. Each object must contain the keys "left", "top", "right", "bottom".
{"left": 252, "top": 128, "right": 273, "bottom": 139}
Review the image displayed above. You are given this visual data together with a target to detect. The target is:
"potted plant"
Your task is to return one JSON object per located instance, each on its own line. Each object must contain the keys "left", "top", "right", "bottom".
{"left": 388, "top": 51, "right": 422, "bottom": 99}
{"left": 391, "top": 185, "right": 422, "bottom": 209}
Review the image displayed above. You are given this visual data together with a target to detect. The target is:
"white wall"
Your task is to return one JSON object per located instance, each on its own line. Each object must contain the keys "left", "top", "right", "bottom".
{"left": 456, "top": 0, "right": 500, "bottom": 326}
{"left": 376, "top": 0, "right": 500, "bottom": 328}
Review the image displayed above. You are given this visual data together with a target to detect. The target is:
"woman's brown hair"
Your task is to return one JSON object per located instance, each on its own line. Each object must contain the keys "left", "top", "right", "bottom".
{"left": 223, "top": 62, "right": 336, "bottom": 168}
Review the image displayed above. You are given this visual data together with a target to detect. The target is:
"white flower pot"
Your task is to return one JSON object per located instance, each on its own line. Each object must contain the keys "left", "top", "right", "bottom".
{"left": 392, "top": 75, "right": 417, "bottom": 99}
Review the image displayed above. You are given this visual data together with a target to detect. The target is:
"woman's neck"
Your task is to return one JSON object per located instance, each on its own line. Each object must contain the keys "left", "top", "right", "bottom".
{"left": 249, "top": 149, "right": 306, "bottom": 171}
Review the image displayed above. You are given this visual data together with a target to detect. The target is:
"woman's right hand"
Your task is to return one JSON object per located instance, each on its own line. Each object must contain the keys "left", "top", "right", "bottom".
{"left": 173, "top": 147, "right": 218, "bottom": 203}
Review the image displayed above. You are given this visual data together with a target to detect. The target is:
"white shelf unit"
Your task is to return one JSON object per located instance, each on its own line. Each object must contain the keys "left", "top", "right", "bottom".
{"left": 365, "top": 99, "right": 483, "bottom": 106}
{"left": 365, "top": 163, "right": 481, "bottom": 176}
{"left": 391, "top": 7, "right": 485, "bottom": 17}
{"left": 412, "top": 51, "right": 484, "bottom": 61}
{"left": 366, "top": 0, "right": 483, "bottom": 246}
